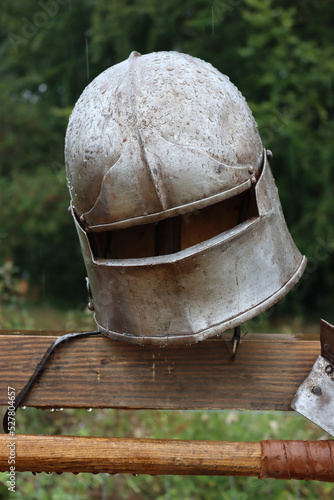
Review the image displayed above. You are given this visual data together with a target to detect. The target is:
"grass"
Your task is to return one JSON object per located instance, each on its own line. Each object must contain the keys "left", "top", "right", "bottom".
{"left": 0, "top": 303, "right": 333, "bottom": 499}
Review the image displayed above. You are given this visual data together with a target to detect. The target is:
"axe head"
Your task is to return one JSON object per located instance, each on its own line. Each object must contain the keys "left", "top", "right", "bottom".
{"left": 291, "top": 320, "right": 334, "bottom": 437}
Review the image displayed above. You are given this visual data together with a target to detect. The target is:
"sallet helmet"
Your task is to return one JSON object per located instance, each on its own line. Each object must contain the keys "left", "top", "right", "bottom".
{"left": 65, "top": 51, "right": 306, "bottom": 346}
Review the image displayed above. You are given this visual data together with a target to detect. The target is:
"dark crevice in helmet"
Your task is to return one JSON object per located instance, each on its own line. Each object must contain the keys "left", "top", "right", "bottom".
{"left": 86, "top": 186, "right": 259, "bottom": 260}
{"left": 154, "top": 216, "right": 181, "bottom": 256}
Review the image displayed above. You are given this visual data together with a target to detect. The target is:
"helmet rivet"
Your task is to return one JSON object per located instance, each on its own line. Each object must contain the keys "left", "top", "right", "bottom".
{"left": 325, "top": 365, "right": 334, "bottom": 374}
{"left": 248, "top": 166, "right": 254, "bottom": 174}
{"left": 80, "top": 214, "right": 86, "bottom": 224}
{"left": 88, "top": 301, "right": 94, "bottom": 311}
{"left": 266, "top": 149, "right": 273, "bottom": 160}
{"left": 251, "top": 176, "right": 257, "bottom": 184}
{"left": 312, "top": 386, "right": 322, "bottom": 396}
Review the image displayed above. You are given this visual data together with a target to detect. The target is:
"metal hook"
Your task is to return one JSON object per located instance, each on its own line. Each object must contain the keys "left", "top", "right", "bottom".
{"left": 231, "top": 325, "right": 241, "bottom": 362}
{"left": 3, "top": 330, "right": 101, "bottom": 433}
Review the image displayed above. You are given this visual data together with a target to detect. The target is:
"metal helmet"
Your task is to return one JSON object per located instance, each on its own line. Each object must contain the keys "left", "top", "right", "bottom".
{"left": 65, "top": 51, "right": 306, "bottom": 346}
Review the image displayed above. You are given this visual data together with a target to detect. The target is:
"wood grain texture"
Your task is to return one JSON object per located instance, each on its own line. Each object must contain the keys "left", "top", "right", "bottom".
{"left": 0, "top": 434, "right": 262, "bottom": 475}
{"left": 0, "top": 330, "right": 319, "bottom": 410}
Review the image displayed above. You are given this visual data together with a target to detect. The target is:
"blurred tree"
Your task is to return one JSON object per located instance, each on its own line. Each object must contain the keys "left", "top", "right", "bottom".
{"left": 0, "top": 0, "right": 333, "bottom": 313}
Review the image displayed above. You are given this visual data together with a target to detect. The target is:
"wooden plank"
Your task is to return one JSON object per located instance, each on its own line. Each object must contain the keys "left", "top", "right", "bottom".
{"left": 0, "top": 331, "right": 319, "bottom": 410}
{"left": 0, "top": 434, "right": 261, "bottom": 475}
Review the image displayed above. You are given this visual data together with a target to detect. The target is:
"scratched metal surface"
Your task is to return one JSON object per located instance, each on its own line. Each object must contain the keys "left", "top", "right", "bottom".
{"left": 291, "top": 355, "right": 334, "bottom": 437}
{"left": 64, "top": 51, "right": 306, "bottom": 345}
{"left": 72, "top": 157, "right": 306, "bottom": 345}
{"left": 65, "top": 51, "right": 263, "bottom": 230}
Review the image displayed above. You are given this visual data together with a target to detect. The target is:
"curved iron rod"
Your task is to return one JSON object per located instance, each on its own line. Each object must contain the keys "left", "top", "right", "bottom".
{"left": 3, "top": 331, "right": 101, "bottom": 433}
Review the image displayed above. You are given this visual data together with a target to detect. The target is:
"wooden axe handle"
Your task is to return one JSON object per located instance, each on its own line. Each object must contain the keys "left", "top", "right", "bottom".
{"left": 0, "top": 434, "right": 333, "bottom": 481}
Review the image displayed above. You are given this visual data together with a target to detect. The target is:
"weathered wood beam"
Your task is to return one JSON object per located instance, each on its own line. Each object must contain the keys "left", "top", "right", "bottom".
{"left": 0, "top": 330, "right": 319, "bottom": 410}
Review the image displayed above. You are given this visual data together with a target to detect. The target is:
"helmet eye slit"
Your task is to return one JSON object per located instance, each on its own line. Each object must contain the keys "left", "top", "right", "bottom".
{"left": 154, "top": 216, "right": 181, "bottom": 256}
{"left": 87, "top": 187, "right": 259, "bottom": 260}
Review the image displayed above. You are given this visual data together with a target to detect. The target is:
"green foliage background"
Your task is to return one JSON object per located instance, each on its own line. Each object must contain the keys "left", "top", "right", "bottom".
{"left": 1, "top": 0, "right": 334, "bottom": 312}
{"left": 0, "top": 2, "right": 334, "bottom": 498}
